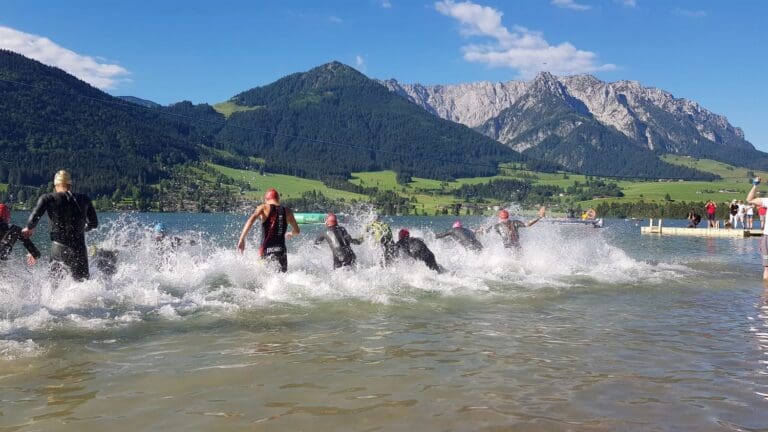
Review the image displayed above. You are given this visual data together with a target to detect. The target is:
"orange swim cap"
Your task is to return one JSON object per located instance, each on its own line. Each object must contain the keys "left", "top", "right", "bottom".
{"left": 325, "top": 213, "right": 338, "bottom": 226}
{"left": 264, "top": 188, "right": 279, "bottom": 201}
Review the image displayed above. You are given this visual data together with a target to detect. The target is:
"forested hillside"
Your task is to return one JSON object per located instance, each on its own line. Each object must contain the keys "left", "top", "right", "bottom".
{"left": 0, "top": 49, "right": 204, "bottom": 195}
{"left": 216, "top": 62, "right": 539, "bottom": 180}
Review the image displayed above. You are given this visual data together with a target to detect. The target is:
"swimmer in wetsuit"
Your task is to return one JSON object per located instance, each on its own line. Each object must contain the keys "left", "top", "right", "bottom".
{"left": 395, "top": 228, "right": 444, "bottom": 273}
{"left": 435, "top": 220, "right": 483, "bottom": 252}
{"left": 237, "top": 188, "right": 300, "bottom": 272}
{"left": 315, "top": 213, "right": 361, "bottom": 269}
{"left": 22, "top": 170, "right": 98, "bottom": 281}
{"left": 0, "top": 204, "right": 39, "bottom": 266}
{"left": 358, "top": 216, "right": 397, "bottom": 266}
{"left": 477, "top": 207, "right": 545, "bottom": 249}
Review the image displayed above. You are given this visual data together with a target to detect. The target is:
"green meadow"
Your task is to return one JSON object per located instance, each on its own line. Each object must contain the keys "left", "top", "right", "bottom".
{"left": 202, "top": 157, "right": 761, "bottom": 212}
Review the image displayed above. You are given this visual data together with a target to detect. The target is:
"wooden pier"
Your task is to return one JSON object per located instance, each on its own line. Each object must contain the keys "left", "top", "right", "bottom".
{"left": 640, "top": 218, "right": 763, "bottom": 238}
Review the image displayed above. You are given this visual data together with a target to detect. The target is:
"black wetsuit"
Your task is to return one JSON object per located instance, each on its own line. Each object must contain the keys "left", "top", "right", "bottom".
{"left": 26, "top": 191, "right": 98, "bottom": 281}
{"left": 395, "top": 237, "right": 444, "bottom": 273}
{"left": 260, "top": 204, "right": 288, "bottom": 272}
{"left": 493, "top": 220, "right": 526, "bottom": 249}
{"left": 435, "top": 227, "right": 483, "bottom": 251}
{"left": 0, "top": 222, "right": 41, "bottom": 261}
{"left": 315, "top": 225, "right": 359, "bottom": 269}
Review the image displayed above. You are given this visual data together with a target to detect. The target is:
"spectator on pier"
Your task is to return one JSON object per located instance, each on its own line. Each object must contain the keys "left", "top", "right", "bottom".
{"left": 705, "top": 200, "right": 717, "bottom": 228}
{"left": 686, "top": 210, "right": 701, "bottom": 228}
{"left": 736, "top": 200, "right": 747, "bottom": 229}
{"left": 729, "top": 200, "right": 739, "bottom": 228}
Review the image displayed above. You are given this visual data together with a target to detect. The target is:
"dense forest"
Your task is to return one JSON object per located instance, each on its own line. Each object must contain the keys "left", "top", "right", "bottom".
{"left": 0, "top": 50, "right": 208, "bottom": 197}
{"left": 217, "top": 62, "right": 535, "bottom": 180}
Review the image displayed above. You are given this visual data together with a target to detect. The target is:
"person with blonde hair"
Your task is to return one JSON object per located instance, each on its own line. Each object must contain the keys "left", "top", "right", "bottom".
{"left": 22, "top": 170, "right": 98, "bottom": 281}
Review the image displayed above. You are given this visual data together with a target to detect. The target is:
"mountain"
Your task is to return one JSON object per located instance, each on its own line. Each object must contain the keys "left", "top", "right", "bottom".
{"left": 118, "top": 96, "right": 162, "bottom": 108}
{"left": 214, "top": 61, "right": 530, "bottom": 180}
{"left": 382, "top": 73, "right": 764, "bottom": 176}
{"left": 0, "top": 52, "right": 534, "bottom": 204}
{"left": 0, "top": 49, "right": 206, "bottom": 195}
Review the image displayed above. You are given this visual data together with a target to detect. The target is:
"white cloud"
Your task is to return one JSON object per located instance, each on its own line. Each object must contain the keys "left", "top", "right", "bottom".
{"left": 435, "top": 0, "right": 615, "bottom": 78}
{"left": 616, "top": 0, "right": 636, "bottom": 7}
{"left": 329, "top": 15, "right": 344, "bottom": 23}
{"left": 381, "top": 0, "right": 392, "bottom": 8}
{"left": 0, "top": 25, "right": 129, "bottom": 90}
{"left": 674, "top": 8, "right": 707, "bottom": 18}
{"left": 355, "top": 55, "right": 367, "bottom": 71}
{"left": 551, "top": 0, "right": 591, "bottom": 11}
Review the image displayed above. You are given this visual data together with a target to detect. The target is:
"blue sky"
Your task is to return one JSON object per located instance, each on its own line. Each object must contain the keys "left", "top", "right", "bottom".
{"left": 1, "top": 0, "right": 767, "bottom": 149}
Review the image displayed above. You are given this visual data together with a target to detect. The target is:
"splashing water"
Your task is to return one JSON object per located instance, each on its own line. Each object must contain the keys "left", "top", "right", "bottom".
{"left": 0, "top": 214, "right": 694, "bottom": 356}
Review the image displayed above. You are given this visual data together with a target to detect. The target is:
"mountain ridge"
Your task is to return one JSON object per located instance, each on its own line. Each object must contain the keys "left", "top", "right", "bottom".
{"left": 381, "top": 72, "right": 764, "bottom": 172}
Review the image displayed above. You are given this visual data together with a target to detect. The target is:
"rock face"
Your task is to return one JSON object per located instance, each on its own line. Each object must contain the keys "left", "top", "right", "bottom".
{"left": 380, "top": 73, "right": 760, "bottom": 172}
{"left": 381, "top": 79, "right": 527, "bottom": 128}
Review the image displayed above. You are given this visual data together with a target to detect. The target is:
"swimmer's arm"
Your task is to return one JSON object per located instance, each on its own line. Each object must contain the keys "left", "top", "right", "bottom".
{"left": 237, "top": 205, "right": 265, "bottom": 252}
{"left": 748, "top": 177, "right": 762, "bottom": 206}
{"left": 526, "top": 206, "right": 546, "bottom": 227}
{"left": 345, "top": 229, "right": 363, "bottom": 245}
{"left": 22, "top": 237, "right": 41, "bottom": 259}
{"left": 314, "top": 233, "right": 326, "bottom": 245}
{"left": 84, "top": 198, "right": 98, "bottom": 231}
{"left": 22, "top": 194, "right": 50, "bottom": 238}
{"left": 341, "top": 228, "right": 361, "bottom": 245}
{"left": 474, "top": 226, "right": 490, "bottom": 235}
{"left": 435, "top": 230, "right": 451, "bottom": 239}
{"left": 285, "top": 208, "right": 300, "bottom": 239}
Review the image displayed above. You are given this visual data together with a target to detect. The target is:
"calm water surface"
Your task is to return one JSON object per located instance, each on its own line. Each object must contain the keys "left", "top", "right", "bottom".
{"left": 1, "top": 213, "right": 767, "bottom": 431}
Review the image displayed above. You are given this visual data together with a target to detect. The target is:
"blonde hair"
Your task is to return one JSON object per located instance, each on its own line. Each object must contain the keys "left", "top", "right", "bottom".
{"left": 53, "top": 170, "right": 72, "bottom": 186}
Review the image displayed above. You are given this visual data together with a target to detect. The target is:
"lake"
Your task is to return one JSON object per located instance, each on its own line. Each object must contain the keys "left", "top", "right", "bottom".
{"left": 1, "top": 212, "right": 767, "bottom": 431}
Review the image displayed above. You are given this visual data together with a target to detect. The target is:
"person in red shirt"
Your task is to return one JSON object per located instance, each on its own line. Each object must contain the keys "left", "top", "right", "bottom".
{"left": 704, "top": 200, "right": 717, "bottom": 228}
{"left": 760, "top": 203, "right": 767, "bottom": 229}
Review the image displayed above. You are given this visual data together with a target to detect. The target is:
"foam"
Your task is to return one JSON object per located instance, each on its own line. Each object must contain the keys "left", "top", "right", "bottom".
{"left": 0, "top": 214, "right": 693, "bottom": 356}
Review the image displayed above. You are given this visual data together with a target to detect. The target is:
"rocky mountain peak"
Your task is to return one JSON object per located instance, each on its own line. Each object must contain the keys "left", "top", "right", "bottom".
{"left": 382, "top": 72, "right": 753, "bottom": 157}
{"left": 529, "top": 71, "right": 565, "bottom": 95}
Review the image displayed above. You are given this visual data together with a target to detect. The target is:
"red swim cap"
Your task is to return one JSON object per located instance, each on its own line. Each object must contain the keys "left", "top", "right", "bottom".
{"left": 0, "top": 204, "right": 9, "bottom": 223}
{"left": 325, "top": 213, "right": 338, "bottom": 226}
{"left": 452, "top": 220, "right": 462, "bottom": 229}
{"left": 264, "top": 188, "right": 279, "bottom": 201}
{"left": 498, "top": 209, "right": 510, "bottom": 220}
{"left": 398, "top": 228, "right": 410, "bottom": 240}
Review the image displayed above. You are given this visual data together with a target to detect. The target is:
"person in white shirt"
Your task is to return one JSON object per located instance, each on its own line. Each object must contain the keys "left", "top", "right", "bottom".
{"left": 747, "top": 178, "right": 768, "bottom": 279}
{"left": 736, "top": 201, "right": 746, "bottom": 229}
{"left": 747, "top": 203, "right": 755, "bottom": 229}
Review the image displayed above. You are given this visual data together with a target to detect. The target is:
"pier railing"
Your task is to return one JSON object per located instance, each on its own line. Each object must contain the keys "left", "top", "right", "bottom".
{"left": 640, "top": 218, "right": 762, "bottom": 237}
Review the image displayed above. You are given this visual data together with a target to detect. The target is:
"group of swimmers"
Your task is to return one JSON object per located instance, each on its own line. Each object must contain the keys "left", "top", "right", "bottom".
{"left": 0, "top": 170, "right": 547, "bottom": 281}
{"left": 237, "top": 187, "right": 547, "bottom": 274}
